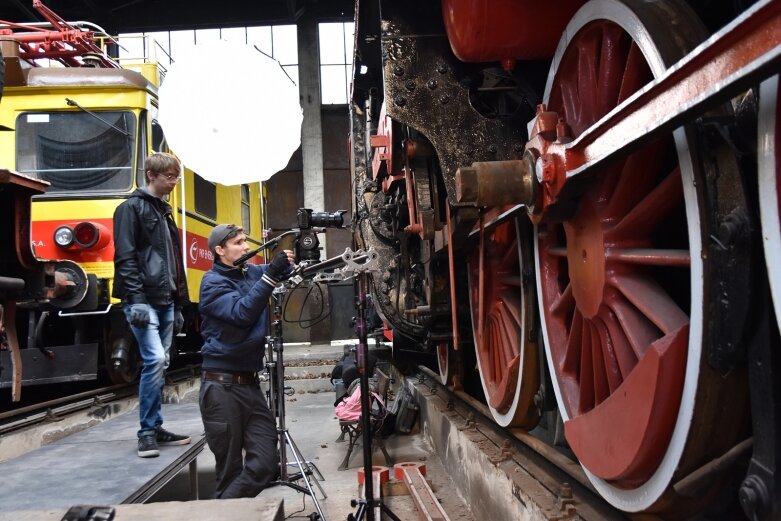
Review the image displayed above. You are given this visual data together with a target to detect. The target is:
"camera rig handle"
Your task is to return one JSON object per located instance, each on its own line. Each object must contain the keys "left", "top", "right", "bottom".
{"left": 233, "top": 229, "right": 299, "bottom": 266}
{"left": 294, "top": 247, "right": 380, "bottom": 283}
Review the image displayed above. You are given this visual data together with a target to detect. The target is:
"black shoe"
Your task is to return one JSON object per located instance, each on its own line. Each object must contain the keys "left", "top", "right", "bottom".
{"left": 138, "top": 434, "right": 160, "bottom": 458}
{"left": 156, "top": 427, "right": 191, "bottom": 446}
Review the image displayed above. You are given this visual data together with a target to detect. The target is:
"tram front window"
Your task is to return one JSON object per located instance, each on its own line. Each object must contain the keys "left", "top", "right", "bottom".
{"left": 16, "top": 111, "right": 136, "bottom": 193}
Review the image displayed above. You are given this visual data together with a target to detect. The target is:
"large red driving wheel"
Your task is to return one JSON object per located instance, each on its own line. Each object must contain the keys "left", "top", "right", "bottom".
{"left": 535, "top": 0, "right": 748, "bottom": 512}
{"left": 468, "top": 213, "right": 539, "bottom": 428}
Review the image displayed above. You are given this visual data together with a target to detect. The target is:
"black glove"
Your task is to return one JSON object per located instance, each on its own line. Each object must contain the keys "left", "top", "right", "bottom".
{"left": 265, "top": 251, "right": 293, "bottom": 283}
{"left": 128, "top": 304, "right": 150, "bottom": 328}
{"left": 174, "top": 308, "right": 185, "bottom": 335}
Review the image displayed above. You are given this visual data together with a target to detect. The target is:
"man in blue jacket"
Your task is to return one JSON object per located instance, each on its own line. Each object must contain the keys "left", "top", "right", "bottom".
{"left": 198, "top": 223, "right": 295, "bottom": 499}
{"left": 113, "top": 152, "right": 191, "bottom": 458}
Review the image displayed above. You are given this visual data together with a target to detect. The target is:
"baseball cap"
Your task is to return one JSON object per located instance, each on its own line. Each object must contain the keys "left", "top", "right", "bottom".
{"left": 208, "top": 224, "right": 240, "bottom": 250}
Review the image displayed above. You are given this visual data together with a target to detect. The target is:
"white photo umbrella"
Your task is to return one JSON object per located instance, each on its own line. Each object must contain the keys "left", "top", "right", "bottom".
{"left": 159, "top": 41, "right": 302, "bottom": 185}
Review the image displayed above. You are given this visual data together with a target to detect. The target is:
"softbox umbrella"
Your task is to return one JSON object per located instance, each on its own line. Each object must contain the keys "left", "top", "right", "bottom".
{"left": 159, "top": 41, "right": 302, "bottom": 185}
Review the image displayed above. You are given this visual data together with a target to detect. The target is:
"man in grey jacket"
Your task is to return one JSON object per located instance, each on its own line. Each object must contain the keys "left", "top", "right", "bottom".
{"left": 113, "top": 152, "right": 191, "bottom": 458}
{"left": 199, "top": 223, "right": 294, "bottom": 498}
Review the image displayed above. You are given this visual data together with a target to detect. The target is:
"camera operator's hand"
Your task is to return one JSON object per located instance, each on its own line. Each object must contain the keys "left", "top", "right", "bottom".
{"left": 128, "top": 304, "right": 150, "bottom": 328}
{"left": 264, "top": 251, "right": 295, "bottom": 284}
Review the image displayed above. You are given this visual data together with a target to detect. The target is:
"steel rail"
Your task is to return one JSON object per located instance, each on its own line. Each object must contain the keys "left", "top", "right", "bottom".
{"left": 0, "top": 365, "right": 200, "bottom": 434}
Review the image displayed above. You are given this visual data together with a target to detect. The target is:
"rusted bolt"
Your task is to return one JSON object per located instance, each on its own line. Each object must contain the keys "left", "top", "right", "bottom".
{"left": 439, "top": 95, "right": 449, "bottom": 105}
{"left": 556, "top": 118, "right": 572, "bottom": 144}
{"left": 740, "top": 475, "right": 770, "bottom": 520}
{"left": 394, "top": 95, "right": 407, "bottom": 107}
{"left": 427, "top": 80, "right": 438, "bottom": 90}
{"left": 488, "top": 144, "right": 497, "bottom": 154}
{"left": 459, "top": 411, "right": 477, "bottom": 431}
{"left": 436, "top": 63, "right": 448, "bottom": 74}
{"left": 405, "top": 80, "right": 416, "bottom": 91}
{"left": 501, "top": 439, "right": 512, "bottom": 458}
{"left": 560, "top": 483, "right": 572, "bottom": 499}
{"left": 393, "top": 65, "right": 404, "bottom": 76}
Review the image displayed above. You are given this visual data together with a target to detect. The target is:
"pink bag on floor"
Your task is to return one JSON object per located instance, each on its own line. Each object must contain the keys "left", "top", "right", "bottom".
{"left": 335, "top": 387, "right": 383, "bottom": 422}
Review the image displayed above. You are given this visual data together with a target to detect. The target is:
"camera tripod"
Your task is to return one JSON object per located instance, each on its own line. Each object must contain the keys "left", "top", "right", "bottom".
{"left": 266, "top": 287, "right": 328, "bottom": 521}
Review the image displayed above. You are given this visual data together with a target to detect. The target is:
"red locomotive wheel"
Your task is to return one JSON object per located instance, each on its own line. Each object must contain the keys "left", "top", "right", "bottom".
{"left": 535, "top": 0, "right": 749, "bottom": 512}
{"left": 759, "top": 76, "right": 781, "bottom": 335}
{"left": 468, "top": 213, "right": 539, "bottom": 428}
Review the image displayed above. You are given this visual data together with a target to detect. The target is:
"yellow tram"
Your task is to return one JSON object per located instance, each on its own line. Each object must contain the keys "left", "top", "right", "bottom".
{"left": 0, "top": 8, "right": 265, "bottom": 386}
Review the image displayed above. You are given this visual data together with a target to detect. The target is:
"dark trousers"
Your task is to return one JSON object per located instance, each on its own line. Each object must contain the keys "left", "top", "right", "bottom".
{"left": 199, "top": 380, "right": 278, "bottom": 499}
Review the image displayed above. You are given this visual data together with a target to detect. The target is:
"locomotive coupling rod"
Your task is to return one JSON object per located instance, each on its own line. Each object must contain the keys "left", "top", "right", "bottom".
{"left": 455, "top": 157, "right": 536, "bottom": 208}
{"left": 561, "top": 0, "right": 781, "bottom": 182}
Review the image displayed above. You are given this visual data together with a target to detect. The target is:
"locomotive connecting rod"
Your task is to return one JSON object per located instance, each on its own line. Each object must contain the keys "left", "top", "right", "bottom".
{"left": 532, "top": 0, "right": 781, "bottom": 216}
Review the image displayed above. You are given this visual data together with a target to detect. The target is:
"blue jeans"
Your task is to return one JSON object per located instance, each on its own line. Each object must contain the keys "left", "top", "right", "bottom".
{"left": 124, "top": 303, "right": 174, "bottom": 438}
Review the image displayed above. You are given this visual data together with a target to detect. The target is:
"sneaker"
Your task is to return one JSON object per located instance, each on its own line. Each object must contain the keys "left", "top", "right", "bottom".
{"left": 138, "top": 434, "right": 160, "bottom": 458}
{"left": 156, "top": 427, "right": 191, "bottom": 446}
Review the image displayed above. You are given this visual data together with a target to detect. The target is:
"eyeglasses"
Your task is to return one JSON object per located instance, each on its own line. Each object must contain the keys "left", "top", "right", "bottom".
{"left": 157, "top": 171, "right": 182, "bottom": 182}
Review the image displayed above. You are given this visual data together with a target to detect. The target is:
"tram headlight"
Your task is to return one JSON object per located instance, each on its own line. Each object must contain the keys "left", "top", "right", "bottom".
{"left": 54, "top": 226, "right": 74, "bottom": 248}
{"left": 73, "top": 222, "right": 99, "bottom": 248}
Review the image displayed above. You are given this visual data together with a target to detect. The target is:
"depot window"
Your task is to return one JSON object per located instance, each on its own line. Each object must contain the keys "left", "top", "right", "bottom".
{"left": 193, "top": 173, "right": 217, "bottom": 220}
{"left": 16, "top": 110, "right": 136, "bottom": 193}
{"left": 319, "top": 22, "right": 354, "bottom": 105}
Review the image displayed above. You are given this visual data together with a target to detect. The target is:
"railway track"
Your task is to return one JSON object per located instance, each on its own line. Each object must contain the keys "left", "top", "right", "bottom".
{"left": 410, "top": 365, "right": 744, "bottom": 521}
{"left": 0, "top": 365, "right": 201, "bottom": 463}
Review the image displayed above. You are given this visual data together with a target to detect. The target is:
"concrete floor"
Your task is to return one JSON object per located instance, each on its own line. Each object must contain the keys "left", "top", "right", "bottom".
{"left": 153, "top": 343, "right": 476, "bottom": 521}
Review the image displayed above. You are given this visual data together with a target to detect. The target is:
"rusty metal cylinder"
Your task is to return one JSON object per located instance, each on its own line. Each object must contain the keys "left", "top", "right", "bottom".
{"left": 455, "top": 159, "right": 534, "bottom": 207}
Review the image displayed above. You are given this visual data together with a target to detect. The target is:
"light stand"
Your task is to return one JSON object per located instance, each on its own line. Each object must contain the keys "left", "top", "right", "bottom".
{"left": 266, "top": 286, "right": 328, "bottom": 521}
{"left": 287, "top": 247, "right": 398, "bottom": 521}
{"left": 341, "top": 256, "right": 400, "bottom": 521}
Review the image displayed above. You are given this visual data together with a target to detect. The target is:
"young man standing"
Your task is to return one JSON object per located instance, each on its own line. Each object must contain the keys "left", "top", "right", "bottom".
{"left": 198, "top": 223, "right": 294, "bottom": 498}
{"left": 113, "top": 152, "right": 191, "bottom": 458}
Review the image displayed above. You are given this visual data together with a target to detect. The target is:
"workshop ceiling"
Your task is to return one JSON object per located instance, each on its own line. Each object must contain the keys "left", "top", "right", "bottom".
{"left": 0, "top": 0, "right": 355, "bottom": 34}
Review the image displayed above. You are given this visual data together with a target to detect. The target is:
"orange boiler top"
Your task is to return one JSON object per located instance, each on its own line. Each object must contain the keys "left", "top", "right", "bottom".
{"left": 442, "top": 0, "right": 586, "bottom": 67}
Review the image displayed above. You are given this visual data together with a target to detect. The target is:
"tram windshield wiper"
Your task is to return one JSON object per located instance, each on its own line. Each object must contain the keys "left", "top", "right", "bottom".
{"left": 64, "top": 98, "right": 130, "bottom": 136}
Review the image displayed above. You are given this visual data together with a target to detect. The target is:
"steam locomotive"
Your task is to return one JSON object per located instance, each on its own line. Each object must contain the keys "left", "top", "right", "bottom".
{"left": 348, "top": 0, "right": 781, "bottom": 518}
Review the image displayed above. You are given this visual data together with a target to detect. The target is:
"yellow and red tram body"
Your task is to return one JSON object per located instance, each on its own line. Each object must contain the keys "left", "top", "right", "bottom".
{"left": 0, "top": 38, "right": 264, "bottom": 385}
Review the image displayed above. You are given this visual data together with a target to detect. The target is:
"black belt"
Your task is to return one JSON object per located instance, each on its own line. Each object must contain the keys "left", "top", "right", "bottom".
{"left": 202, "top": 371, "right": 258, "bottom": 385}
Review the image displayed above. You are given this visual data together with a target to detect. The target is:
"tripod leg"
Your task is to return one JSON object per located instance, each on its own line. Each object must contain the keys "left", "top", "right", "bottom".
{"left": 285, "top": 431, "right": 329, "bottom": 502}
{"left": 347, "top": 500, "right": 366, "bottom": 521}
{"left": 303, "top": 461, "right": 326, "bottom": 481}
{"left": 379, "top": 502, "right": 402, "bottom": 521}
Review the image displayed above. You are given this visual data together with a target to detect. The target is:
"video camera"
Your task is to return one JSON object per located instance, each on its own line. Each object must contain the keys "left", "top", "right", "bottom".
{"left": 232, "top": 208, "right": 347, "bottom": 268}
{"left": 294, "top": 208, "right": 347, "bottom": 263}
